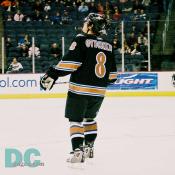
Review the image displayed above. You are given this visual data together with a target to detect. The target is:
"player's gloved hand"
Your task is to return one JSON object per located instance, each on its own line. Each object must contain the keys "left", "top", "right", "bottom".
{"left": 40, "top": 67, "right": 59, "bottom": 91}
{"left": 40, "top": 74, "right": 55, "bottom": 90}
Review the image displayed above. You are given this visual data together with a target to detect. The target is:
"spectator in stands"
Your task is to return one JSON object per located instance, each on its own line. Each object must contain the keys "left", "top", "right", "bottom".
{"left": 11, "top": 0, "right": 21, "bottom": 12}
{"left": 119, "top": 0, "right": 133, "bottom": 13}
{"left": 50, "top": 42, "right": 62, "bottom": 59}
{"left": 61, "top": 10, "right": 72, "bottom": 25}
{"left": 51, "top": 11, "right": 62, "bottom": 25}
{"left": 85, "top": 0, "right": 94, "bottom": 3}
{"left": 139, "top": 9, "right": 147, "bottom": 20}
{"left": 127, "top": 32, "right": 138, "bottom": 47}
{"left": 0, "top": 0, "right": 12, "bottom": 11}
{"left": 130, "top": 24, "right": 139, "bottom": 35}
{"left": 6, "top": 57, "right": 23, "bottom": 74}
{"left": 65, "top": 0, "right": 74, "bottom": 11}
{"left": 133, "top": 0, "right": 143, "bottom": 11}
{"left": 131, "top": 42, "right": 141, "bottom": 55}
{"left": 44, "top": 2, "right": 51, "bottom": 12}
{"left": 44, "top": 13, "right": 50, "bottom": 22}
{"left": 78, "top": 2, "right": 89, "bottom": 13}
{"left": 28, "top": 45, "right": 40, "bottom": 58}
{"left": 112, "top": 6, "right": 121, "bottom": 21}
{"left": 88, "top": 2, "right": 97, "bottom": 13}
{"left": 19, "top": 44, "right": 28, "bottom": 57}
{"left": 6, "top": 14, "right": 13, "bottom": 21}
{"left": 142, "top": 0, "right": 151, "bottom": 7}
{"left": 25, "top": 15, "right": 32, "bottom": 22}
{"left": 14, "top": 10, "right": 24, "bottom": 21}
{"left": 131, "top": 9, "right": 140, "bottom": 21}
{"left": 74, "top": 0, "right": 82, "bottom": 8}
{"left": 113, "top": 37, "right": 121, "bottom": 53}
{"left": 105, "top": 0, "right": 115, "bottom": 17}
{"left": 32, "top": 10, "right": 43, "bottom": 21}
{"left": 119, "top": 0, "right": 127, "bottom": 2}
{"left": 6, "top": 37, "right": 13, "bottom": 54}
{"left": 17, "top": 34, "right": 30, "bottom": 48}
{"left": 97, "top": 2, "right": 104, "bottom": 15}
{"left": 123, "top": 41, "right": 131, "bottom": 54}
{"left": 54, "top": 0, "right": 64, "bottom": 11}
{"left": 33, "top": 0, "right": 43, "bottom": 12}
{"left": 138, "top": 33, "right": 148, "bottom": 46}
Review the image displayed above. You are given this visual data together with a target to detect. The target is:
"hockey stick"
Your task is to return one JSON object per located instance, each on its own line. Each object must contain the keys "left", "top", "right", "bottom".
{"left": 55, "top": 81, "right": 69, "bottom": 84}
{"left": 54, "top": 81, "right": 117, "bottom": 86}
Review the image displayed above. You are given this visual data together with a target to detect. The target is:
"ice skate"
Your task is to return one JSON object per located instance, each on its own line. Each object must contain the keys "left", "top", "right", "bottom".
{"left": 84, "top": 143, "right": 94, "bottom": 158}
{"left": 67, "top": 148, "right": 85, "bottom": 163}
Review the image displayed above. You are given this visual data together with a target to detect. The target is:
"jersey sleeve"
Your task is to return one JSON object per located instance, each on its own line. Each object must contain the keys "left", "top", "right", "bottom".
{"left": 53, "top": 35, "right": 84, "bottom": 77}
{"left": 108, "top": 51, "right": 118, "bottom": 82}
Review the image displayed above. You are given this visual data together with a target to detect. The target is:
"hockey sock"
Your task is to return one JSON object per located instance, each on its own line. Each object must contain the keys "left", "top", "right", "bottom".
{"left": 83, "top": 120, "right": 97, "bottom": 145}
{"left": 70, "top": 122, "right": 84, "bottom": 151}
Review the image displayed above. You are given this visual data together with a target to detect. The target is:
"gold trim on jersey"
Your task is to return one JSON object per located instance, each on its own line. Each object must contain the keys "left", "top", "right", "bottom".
{"left": 56, "top": 61, "right": 82, "bottom": 71}
{"left": 69, "top": 83, "right": 106, "bottom": 96}
{"left": 109, "top": 72, "right": 117, "bottom": 80}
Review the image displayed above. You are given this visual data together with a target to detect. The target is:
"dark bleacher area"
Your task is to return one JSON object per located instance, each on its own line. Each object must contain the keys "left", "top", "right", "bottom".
{"left": 1, "top": 0, "right": 163, "bottom": 73}
{"left": 4, "top": 20, "right": 77, "bottom": 72}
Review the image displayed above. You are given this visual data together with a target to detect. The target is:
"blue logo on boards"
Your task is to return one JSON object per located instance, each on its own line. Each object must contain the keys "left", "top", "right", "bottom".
{"left": 108, "top": 73, "right": 158, "bottom": 90}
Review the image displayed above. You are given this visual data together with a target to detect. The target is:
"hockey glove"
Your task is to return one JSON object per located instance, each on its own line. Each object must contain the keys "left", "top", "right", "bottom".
{"left": 108, "top": 76, "right": 118, "bottom": 85}
{"left": 40, "top": 67, "right": 59, "bottom": 91}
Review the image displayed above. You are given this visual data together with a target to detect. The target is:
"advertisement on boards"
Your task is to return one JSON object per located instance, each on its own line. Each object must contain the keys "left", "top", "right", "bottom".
{"left": 108, "top": 73, "right": 158, "bottom": 90}
{"left": 0, "top": 74, "right": 69, "bottom": 94}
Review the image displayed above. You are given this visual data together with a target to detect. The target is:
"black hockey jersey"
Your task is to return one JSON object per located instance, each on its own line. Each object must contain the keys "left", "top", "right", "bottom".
{"left": 55, "top": 33, "right": 117, "bottom": 97}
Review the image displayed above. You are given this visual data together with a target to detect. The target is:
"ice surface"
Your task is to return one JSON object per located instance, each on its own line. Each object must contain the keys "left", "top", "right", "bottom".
{"left": 0, "top": 97, "right": 175, "bottom": 175}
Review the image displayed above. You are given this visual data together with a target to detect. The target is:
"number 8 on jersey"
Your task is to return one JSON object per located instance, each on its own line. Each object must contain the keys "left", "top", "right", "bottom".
{"left": 95, "top": 52, "right": 106, "bottom": 78}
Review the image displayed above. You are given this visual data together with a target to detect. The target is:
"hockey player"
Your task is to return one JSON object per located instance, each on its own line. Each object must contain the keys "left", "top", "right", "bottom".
{"left": 40, "top": 13, "right": 118, "bottom": 163}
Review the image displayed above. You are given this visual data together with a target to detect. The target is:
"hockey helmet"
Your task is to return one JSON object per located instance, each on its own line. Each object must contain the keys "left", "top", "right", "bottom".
{"left": 84, "top": 13, "right": 107, "bottom": 35}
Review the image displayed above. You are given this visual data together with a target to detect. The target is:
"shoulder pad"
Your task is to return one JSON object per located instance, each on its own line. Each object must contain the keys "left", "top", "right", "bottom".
{"left": 76, "top": 34, "right": 85, "bottom": 38}
{"left": 74, "top": 34, "right": 86, "bottom": 43}
{"left": 76, "top": 33, "right": 84, "bottom": 37}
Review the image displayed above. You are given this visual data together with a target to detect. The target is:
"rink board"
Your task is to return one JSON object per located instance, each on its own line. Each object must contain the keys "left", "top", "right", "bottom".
{"left": 0, "top": 72, "right": 175, "bottom": 99}
{"left": 0, "top": 91, "right": 175, "bottom": 99}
